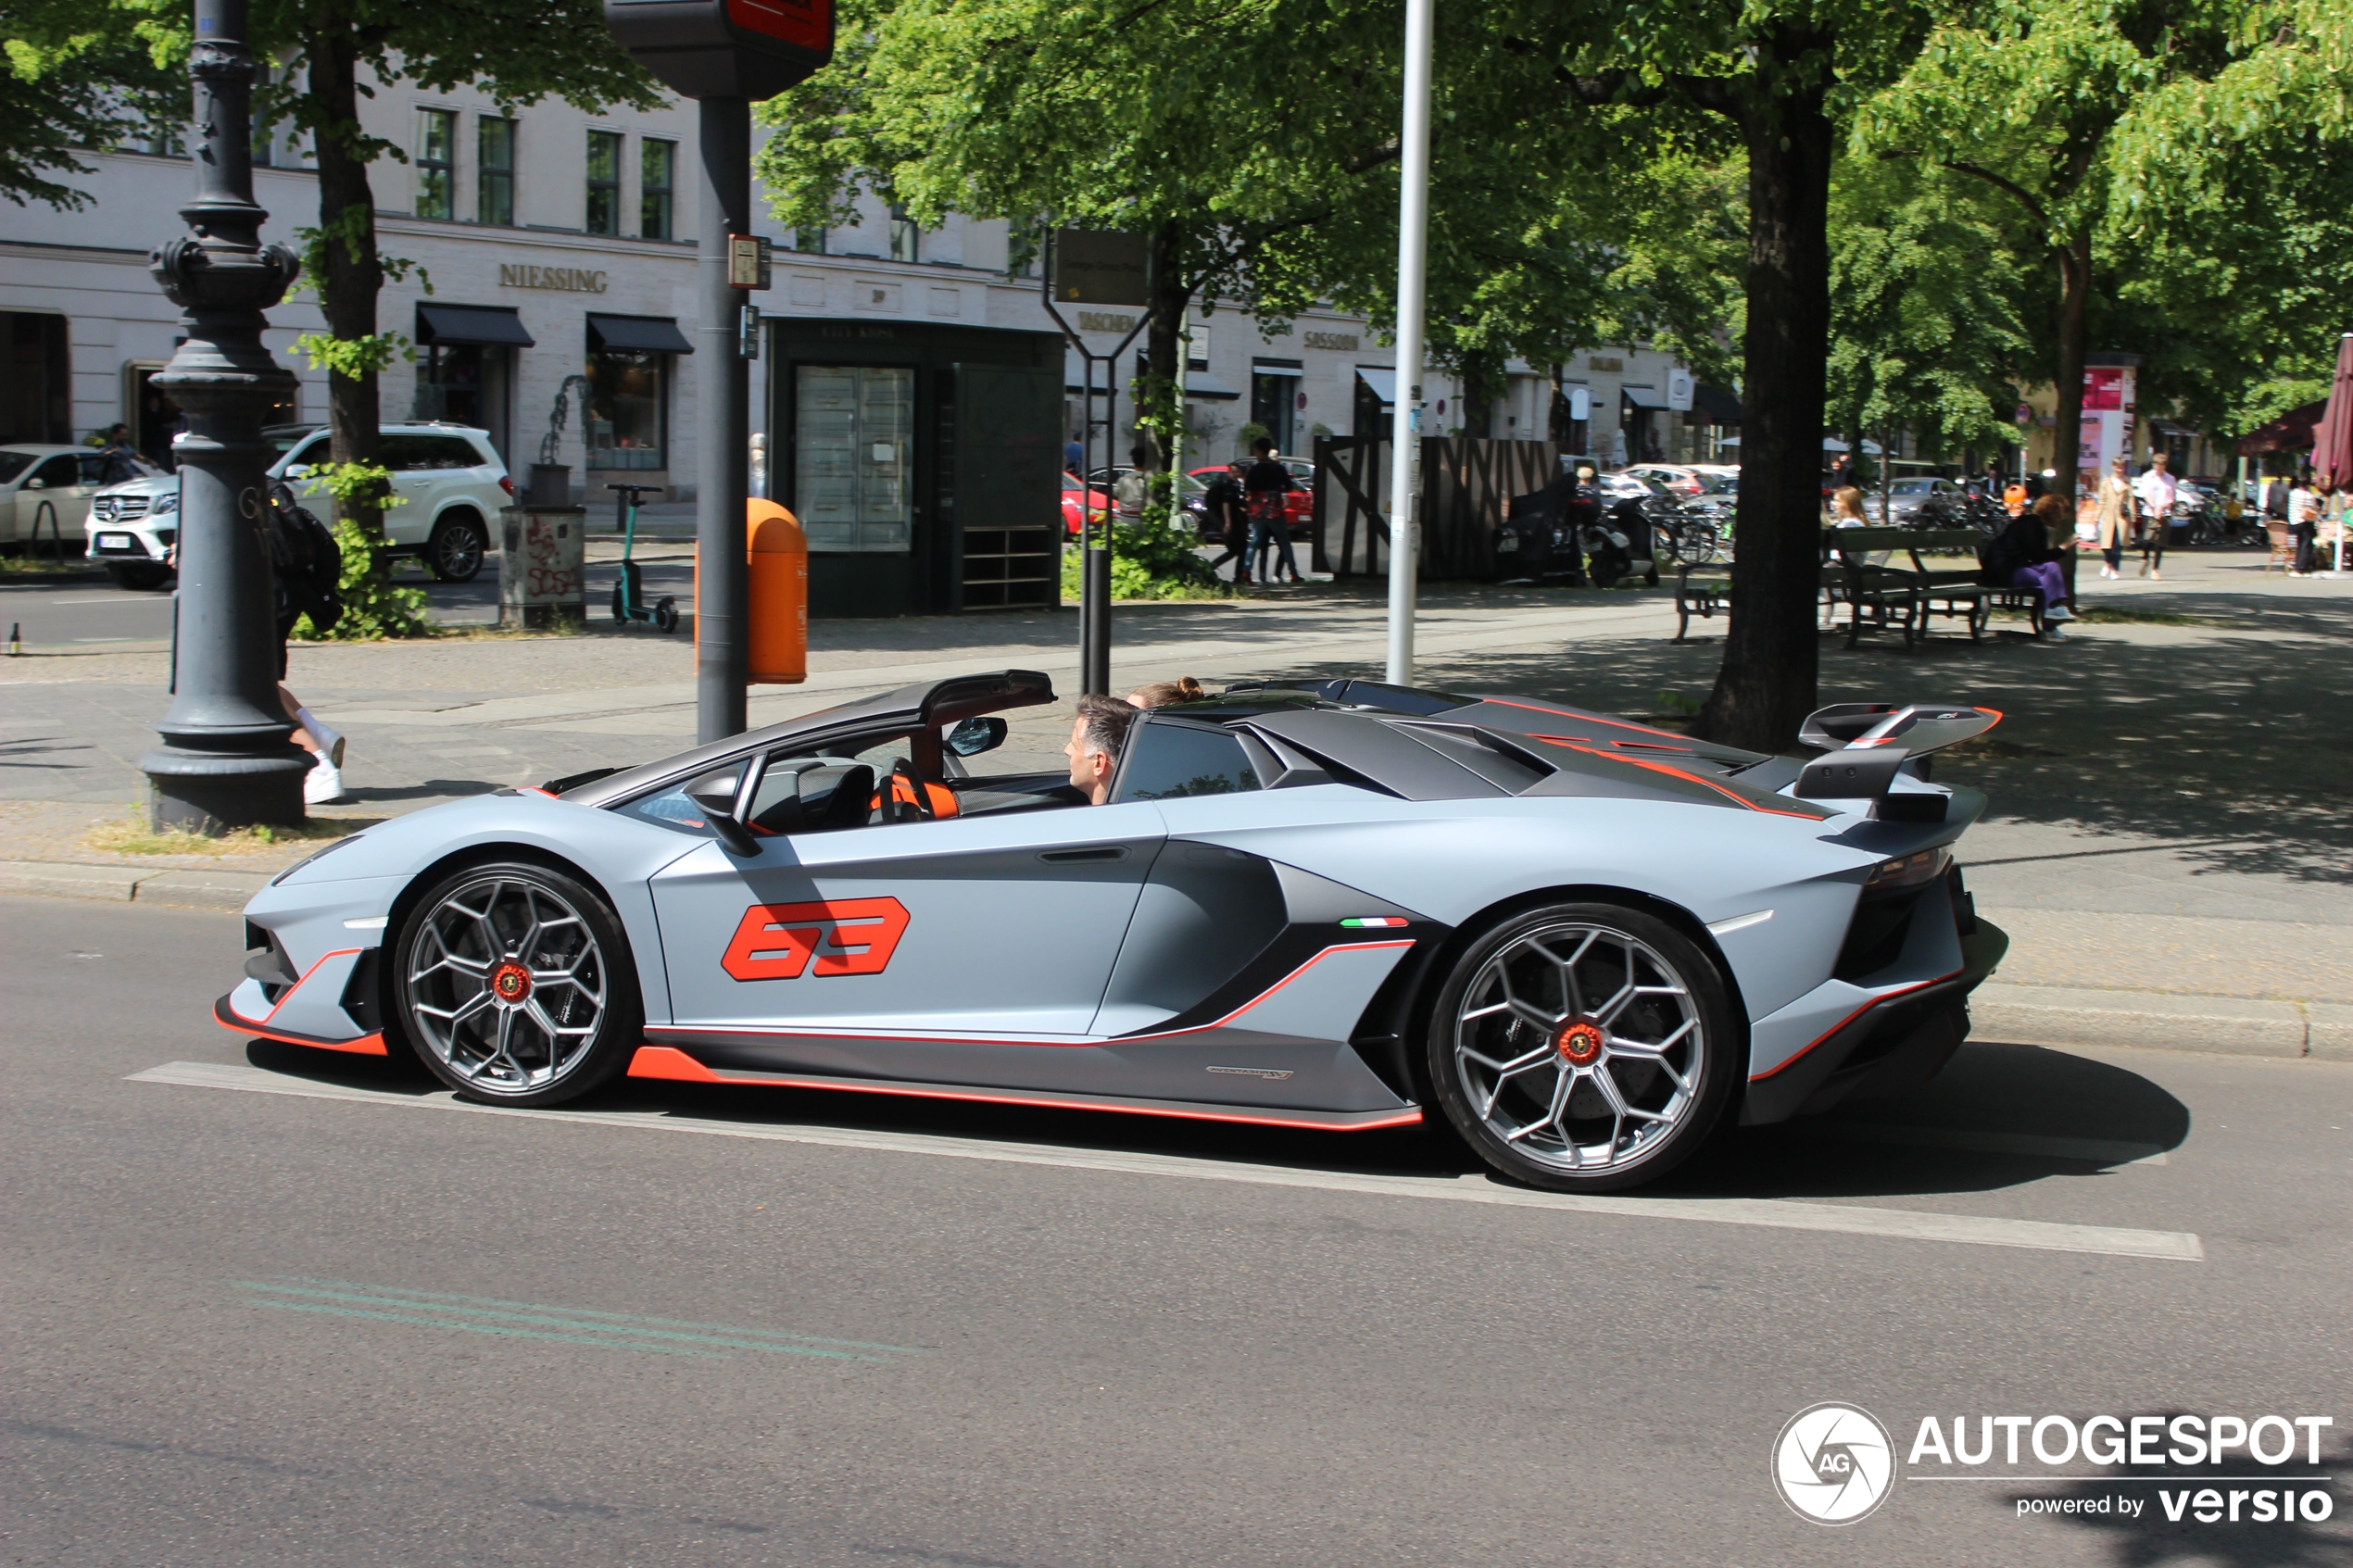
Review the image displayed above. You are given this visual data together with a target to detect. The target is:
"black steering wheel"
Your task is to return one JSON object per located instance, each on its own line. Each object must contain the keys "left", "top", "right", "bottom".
{"left": 889, "top": 759, "right": 936, "bottom": 822}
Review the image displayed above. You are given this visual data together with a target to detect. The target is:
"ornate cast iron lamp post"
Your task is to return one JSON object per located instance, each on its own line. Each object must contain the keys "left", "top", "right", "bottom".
{"left": 140, "top": 0, "right": 309, "bottom": 830}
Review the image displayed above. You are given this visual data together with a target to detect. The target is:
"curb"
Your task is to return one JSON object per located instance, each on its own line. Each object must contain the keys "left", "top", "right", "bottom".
{"left": 0, "top": 859, "right": 271, "bottom": 912}
{"left": 1970, "top": 983, "right": 2348, "bottom": 1063}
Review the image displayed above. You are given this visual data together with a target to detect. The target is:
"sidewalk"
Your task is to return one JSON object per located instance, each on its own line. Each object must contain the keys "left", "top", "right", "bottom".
{"left": 6, "top": 550, "right": 2349, "bottom": 1061}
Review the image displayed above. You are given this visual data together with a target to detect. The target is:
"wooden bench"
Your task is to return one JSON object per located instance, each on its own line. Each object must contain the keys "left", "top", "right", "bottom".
{"left": 1674, "top": 560, "right": 1851, "bottom": 643}
{"left": 1824, "top": 526, "right": 2048, "bottom": 644}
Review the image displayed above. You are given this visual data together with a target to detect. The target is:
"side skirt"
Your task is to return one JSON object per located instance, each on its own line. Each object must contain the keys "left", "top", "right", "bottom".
{"left": 626, "top": 1046, "right": 1423, "bottom": 1133}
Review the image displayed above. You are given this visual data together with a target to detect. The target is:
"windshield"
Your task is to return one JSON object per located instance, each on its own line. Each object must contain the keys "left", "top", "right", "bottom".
{"left": 0, "top": 451, "right": 39, "bottom": 485}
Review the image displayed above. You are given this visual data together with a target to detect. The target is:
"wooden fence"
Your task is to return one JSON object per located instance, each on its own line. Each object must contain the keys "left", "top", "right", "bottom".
{"left": 1312, "top": 436, "right": 1559, "bottom": 580}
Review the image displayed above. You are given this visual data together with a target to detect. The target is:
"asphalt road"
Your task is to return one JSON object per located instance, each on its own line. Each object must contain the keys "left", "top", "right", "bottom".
{"left": 6, "top": 896, "right": 2350, "bottom": 1568}
{"left": 0, "top": 555, "right": 699, "bottom": 652}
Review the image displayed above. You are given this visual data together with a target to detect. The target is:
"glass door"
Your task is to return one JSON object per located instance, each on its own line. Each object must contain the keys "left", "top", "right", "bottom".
{"left": 795, "top": 365, "right": 913, "bottom": 553}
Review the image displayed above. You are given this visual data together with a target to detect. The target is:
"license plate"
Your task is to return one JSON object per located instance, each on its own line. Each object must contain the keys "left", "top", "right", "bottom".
{"left": 96, "top": 533, "right": 134, "bottom": 551}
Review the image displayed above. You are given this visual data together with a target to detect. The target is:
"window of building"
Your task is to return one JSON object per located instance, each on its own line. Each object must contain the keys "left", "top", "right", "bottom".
{"left": 477, "top": 117, "right": 514, "bottom": 226}
{"left": 585, "top": 131, "right": 623, "bottom": 235}
{"left": 791, "top": 227, "right": 827, "bottom": 254}
{"left": 586, "top": 349, "right": 666, "bottom": 470}
{"left": 416, "top": 108, "right": 456, "bottom": 220}
{"left": 795, "top": 365, "right": 912, "bottom": 552}
{"left": 640, "top": 138, "right": 675, "bottom": 240}
{"left": 887, "top": 204, "right": 920, "bottom": 264}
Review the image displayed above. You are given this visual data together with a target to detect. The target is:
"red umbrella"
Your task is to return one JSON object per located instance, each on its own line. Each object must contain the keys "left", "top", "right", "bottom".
{"left": 2311, "top": 332, "right": 2353, "bottom": 488}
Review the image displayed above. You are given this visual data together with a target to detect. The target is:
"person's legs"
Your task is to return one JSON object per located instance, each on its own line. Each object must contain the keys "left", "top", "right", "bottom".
{"left": 2011, "top": 561, "right": 2070, "bottom": 623}
{"left": 2293, "top": 523, "right": 2316, "bottom": 574}
{"left": 1270, "top": 525, "right": 1302, "bottom": 582}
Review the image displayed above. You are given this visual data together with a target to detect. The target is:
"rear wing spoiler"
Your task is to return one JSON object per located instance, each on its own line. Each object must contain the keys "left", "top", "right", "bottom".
{"left": 1792, "top": 703, "right": 2000, "bottom": 814}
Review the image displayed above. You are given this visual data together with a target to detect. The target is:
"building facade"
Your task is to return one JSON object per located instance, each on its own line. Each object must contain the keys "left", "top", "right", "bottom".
{"left": 1, "top": 70, "right": 1721, "bottom": 608}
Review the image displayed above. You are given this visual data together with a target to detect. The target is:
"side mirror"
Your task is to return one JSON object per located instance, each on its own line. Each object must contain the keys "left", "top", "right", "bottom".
{"left": 945, "top": 716, "right": 1008, "bottom": 758}
{"left": 24, "top": 478, "right": 44, "bottom": 490}
{"left": 684, "top": 765, "right": 760, "bottom": 856}
{"left": 285, "top": 464, "right": 313, "bottom": 481}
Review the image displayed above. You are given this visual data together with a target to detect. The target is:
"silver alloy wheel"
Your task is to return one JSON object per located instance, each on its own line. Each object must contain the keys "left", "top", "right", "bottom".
{"left": 1452, "top": 921, "right": 1705, "bottom": 1173}
{"left": 406, "top": 874, "right": 608, "bottom": 1093}
{"left": 433, "top": 520, "right": 484, "bottom": 580}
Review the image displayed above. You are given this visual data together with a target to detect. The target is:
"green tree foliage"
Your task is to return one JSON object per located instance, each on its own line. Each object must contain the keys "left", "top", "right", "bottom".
{"left": 1826, "top": 157, "right": 2032, "bottom": 470}
{"left": 2, "top": 0, "right": 180, "bottom": 207}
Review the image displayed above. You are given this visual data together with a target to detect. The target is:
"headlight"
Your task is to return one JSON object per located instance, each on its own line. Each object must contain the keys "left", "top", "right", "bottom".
{"left": 1863, "top": 847, "right": 1952, "bottom": 895}
{"left": 271, "top": 833, "right": 361, "bottom": 884}
{"left": 151, "top": 491, "right": 179, "bottom": 515}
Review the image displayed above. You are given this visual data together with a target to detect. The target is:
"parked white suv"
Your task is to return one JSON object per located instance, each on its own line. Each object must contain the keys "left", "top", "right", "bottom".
{"left": 83, "top": 422, "right": 512, "bottom": 590}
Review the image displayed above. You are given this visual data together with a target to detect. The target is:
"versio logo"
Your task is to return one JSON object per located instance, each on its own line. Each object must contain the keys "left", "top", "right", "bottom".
{"left": 1775, "top": 1403, "right": 1898, "bottom": 1525}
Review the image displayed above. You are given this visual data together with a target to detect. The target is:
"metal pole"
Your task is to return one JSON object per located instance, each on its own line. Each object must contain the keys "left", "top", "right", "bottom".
{"left": 1385, "top": 0, "right": 1433, "bottom": 687}
{"left": 140, "top": 0, "right": 308, "bottom": 831}
{"left": 695, "top": 95, "right": 750, "bottom": 744}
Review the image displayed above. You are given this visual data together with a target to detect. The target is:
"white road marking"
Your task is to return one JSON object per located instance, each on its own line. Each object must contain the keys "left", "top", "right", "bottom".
{"left": 1816, "top": 1122, "right": 2171, "bottom": 1166}
{"left": 128, "top": 1060, "right": 2204, "bottom": 1262}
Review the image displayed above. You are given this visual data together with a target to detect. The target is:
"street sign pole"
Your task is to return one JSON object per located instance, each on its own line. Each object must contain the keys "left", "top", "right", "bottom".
{"left": 140, "top": 0, "right": 308, "bottom": 832}
{"left": 1040, "top": 230, "right": 1151, "bottom": 696}
{"left": 607, "top": 0, "right": 832, "bottom": 745}
{"left": 1385, "top": 0, "right": 1433, "bottom": 688}
{"left": 697, "top": 95, "right": 751, "bottom": 745}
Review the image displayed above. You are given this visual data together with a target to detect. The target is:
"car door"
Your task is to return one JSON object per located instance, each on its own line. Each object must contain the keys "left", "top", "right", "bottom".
{"left": 376, "top": 434, "right": 442, "bottom": 546}
{"left": 646, "top": 755, "right": 1166, "bottom": 1052}
{"left": 19, "top": 454, "right": 89, "bottom": 545}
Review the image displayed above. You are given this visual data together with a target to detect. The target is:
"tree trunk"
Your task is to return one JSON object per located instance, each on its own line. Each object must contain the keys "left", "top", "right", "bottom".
{"left": 307, "top": 31, "right": 385, "bottom": 534}
{"left": 1693, "top": 46, "right": 1835, "bottom": 755}
{"left": 2049, "top": 230, "right": 2092, "bottom": 501}
{"left": 1136, "top": 220, "right": 1190, "bottom": 479}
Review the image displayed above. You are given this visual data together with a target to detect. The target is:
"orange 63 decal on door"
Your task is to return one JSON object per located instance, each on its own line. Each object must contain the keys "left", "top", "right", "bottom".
{"left": 721, "top": 897, "right": 911, "bottom": 981}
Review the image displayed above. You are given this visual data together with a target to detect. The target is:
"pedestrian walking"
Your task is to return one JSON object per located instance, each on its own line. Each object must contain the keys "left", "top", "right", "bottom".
{"left": 2095, "top": 455, "right": 2134, "bottom": 578}
{"left": 1200, "top": 461, "right": 1252, "bottom": 583}
{"left": 2132, "top": 451, "right": 2177, "bottom": 579}
{"left": 1243, "top": 438, "right": 1302, "bottom": 584}
{"left": 1112, "top": 445, "right": 1149, "bottom": 523}
{"left": 2288, "top": 472, "right": 2321, "bottom": 575}
{"left": 1982, "top": 491, "right": 2078, "bottom": 639}
{"left": 1063, "top": 434, "right": 1084, "bottom": 475}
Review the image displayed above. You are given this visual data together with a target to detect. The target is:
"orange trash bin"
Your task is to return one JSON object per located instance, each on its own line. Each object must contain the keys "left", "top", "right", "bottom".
{"left": 746, "top": 499, "right": 808, "bottom": 684}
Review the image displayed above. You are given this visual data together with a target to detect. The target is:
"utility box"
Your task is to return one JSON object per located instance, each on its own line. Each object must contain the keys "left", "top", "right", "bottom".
{"left": 746, "top": 498, "right": 808, "bottom": 683}
{"left": 498, "top": 506, "right": 587, "bottom": 629}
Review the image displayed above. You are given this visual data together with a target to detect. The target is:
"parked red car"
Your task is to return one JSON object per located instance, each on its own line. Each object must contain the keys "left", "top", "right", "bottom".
{"left": 1060, "top": 472, "right": 1109, "bottom": 536}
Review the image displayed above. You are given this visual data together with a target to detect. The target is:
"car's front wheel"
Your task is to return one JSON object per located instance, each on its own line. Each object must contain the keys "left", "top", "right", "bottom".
{"left": 1425, "top": 901, "right": 1738, "bottom": 1193}
{"left": 394, "top": 861, "right": 640, "bottom": 1106}
{"left": 426, "top": 512, "right": 487, "bottom": 582}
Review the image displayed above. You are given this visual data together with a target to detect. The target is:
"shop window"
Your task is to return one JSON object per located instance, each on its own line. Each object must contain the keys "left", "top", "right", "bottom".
{"left": 792, "top": 227, "right": 827, "bottom": 254}
{"left": 640, "top": 138, "right": 675, "bottom": 240}
{"left": 478, "top": 117, "right": 514, "bottom": 226}
{"left": 0, "top": 312, "right": 72, "bottom": 445}
{"left": 585, "top": 131, "right": 623, "bottom": 236}
{"left": 887, "top": 204, "right": 920, "bottom": 264}
{"left": 795, "top": 365, "right": 912, "bottom": 552}
{"left": 416, "top": 108, "right": 456, "bottom": 220}
{"left": 586, "top": 348, "right": 667, "bottom": 470}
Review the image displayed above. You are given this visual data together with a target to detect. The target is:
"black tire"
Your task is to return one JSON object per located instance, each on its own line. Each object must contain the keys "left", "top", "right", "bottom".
{"left": 105, "top": 561, "right": 173, "bottom": 591}
{"left": 652, "top": 596, "right": 679, "bottom": 634}
{"left": 426, "top": 512, "right": 487, "bottom": 583}
{"left": 1424, "top": 901, "right": 1739, "bottom": 1193}
{"left": 392, "top": 860, "right": 642, "bottom": 1107}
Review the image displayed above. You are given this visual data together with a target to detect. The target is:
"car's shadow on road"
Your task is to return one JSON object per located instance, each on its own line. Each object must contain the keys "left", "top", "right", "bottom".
{"left": 244, "top": 1035, "right": 2189, "bottom": 1204}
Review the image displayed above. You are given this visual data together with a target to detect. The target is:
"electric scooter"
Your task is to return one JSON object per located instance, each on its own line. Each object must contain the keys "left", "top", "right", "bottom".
{"left": 608, "top": 483, "right": 679, "bottom": 633}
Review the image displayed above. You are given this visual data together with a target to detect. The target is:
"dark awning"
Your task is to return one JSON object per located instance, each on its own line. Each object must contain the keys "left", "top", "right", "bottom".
{"left": 416, "top": 303, "right": 535, "bottom": 348}
{"left": 1692, "top": 383, "right": 1742, "bottom": 424}
{"left": 586, "top": 314, "right": 694, "bottom": 354}
{"left": 2234, "top": 399, "right": 2325, "bottom": 457}
{"left": 1183, "top": 370, "right": 1241, "bottom": 401}
{"left": 1620, "top": 384, "right": 1667, "bottom": 410}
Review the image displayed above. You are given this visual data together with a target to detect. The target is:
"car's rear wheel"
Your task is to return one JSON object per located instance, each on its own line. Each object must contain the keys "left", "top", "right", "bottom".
{"left": 426, "top": 512, "right": 487, "bottom": 582}
{"left": 1425, "top": 901, "right": 1737, "bottom": 1193}
{"left": 394, "top": 861, "right": 639, "bottom": 1106}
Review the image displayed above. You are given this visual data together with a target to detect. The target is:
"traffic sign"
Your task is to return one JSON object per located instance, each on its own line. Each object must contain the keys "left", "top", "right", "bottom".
{"left": 1051, "top": 230, "right": 1150, "bottom": 307}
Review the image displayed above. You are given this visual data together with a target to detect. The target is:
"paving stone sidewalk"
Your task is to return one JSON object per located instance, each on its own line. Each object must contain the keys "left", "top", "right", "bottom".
{"left": 6, "top": 552, "right": 2348, "bottom": 1059}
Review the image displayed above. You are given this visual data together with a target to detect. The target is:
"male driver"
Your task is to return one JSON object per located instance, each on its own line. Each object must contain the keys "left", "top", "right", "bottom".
{"left": 1063, "top": 693, "right": 1139, "bottom": 804}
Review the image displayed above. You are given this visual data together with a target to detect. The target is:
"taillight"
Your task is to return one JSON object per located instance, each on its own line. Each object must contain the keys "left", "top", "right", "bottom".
{"left": 1863, "top": 847, "right": 1952, "bottom": 896}
{"left": 498, "top": 475, "right": 516, "bottom": 495}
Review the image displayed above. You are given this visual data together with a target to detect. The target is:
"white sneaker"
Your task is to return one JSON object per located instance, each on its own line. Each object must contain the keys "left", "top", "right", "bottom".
{"left": 2044, "top": 623, "right": 2068, "bottom": 641}
{"left": 2045, "top": 605, "right": 2074, "bottom": 621}
{"left": 304, "top": 758, "right": 345, "bottom": 805}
